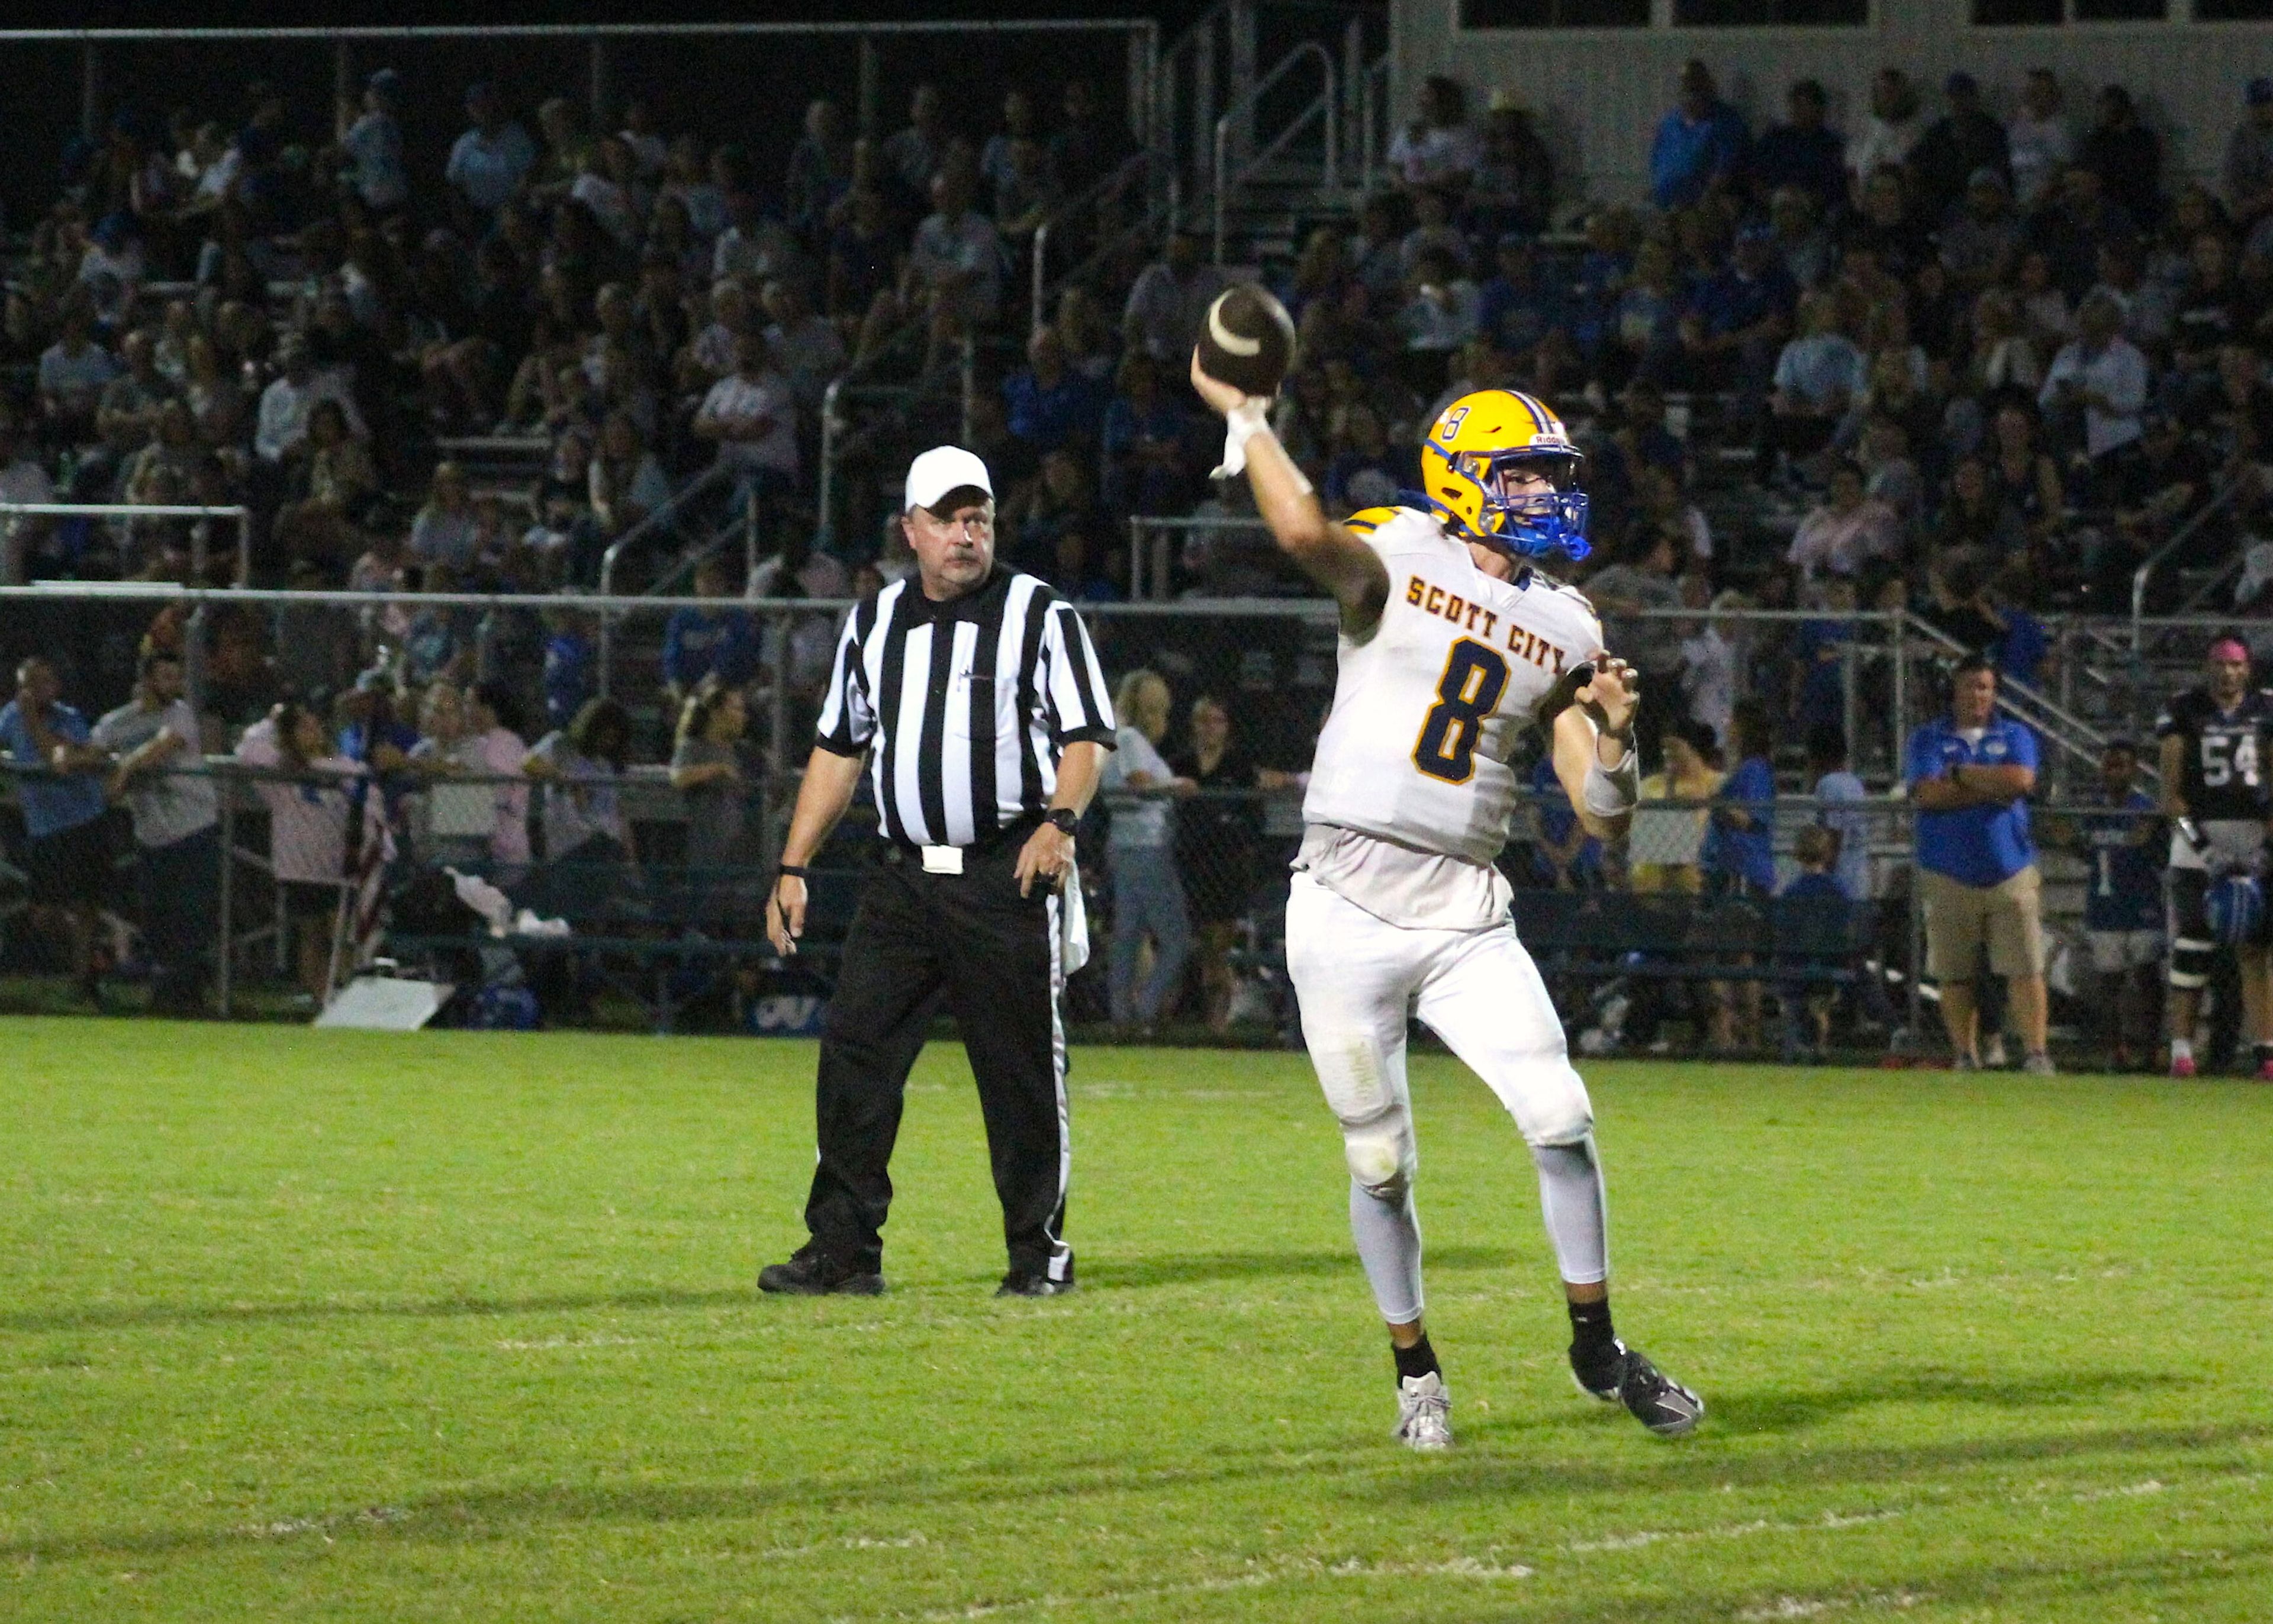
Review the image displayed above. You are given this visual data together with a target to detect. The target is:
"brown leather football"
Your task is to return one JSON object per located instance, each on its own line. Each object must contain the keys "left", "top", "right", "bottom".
{"left": 1194, "top": 283, "right": 1296, "bottom": 398}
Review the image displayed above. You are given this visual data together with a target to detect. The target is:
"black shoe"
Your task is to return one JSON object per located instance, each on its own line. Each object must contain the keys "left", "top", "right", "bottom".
{"left": 1573, "top": 1339, "right": 1703, "bottom": 1438}
{"left": 1570, "top": 1341, "right": 1622, "bottom": 1403}
{"left": 758, "top": 1247, "right": 885, "bottom": 1296}
{"left": 995, "top": 1268, "right": 1076, "bottom": 1298}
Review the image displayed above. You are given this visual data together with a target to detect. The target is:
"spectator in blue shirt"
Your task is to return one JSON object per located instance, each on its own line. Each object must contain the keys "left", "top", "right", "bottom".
{"left": 1002, "top": 326, "right": 1103, "bottom": 458}
{"left": 1768, "top": 291, "right": 1868, "bottom": 469}
{"left": 1476, "top": 232, "right": 1560, "bottom": 359}
{"left": 2052, "top": 739, "right": 2163, "bottom": 1069}
{"left": 445, "top": 82, "right": 537, "bottom": 227}
{"left": 1100, "top": 351, "right": 1197, "bottom": 518}
{"left": 542, "top": 608, "right": 600, "bottom": 732}
{"left": 1906, "top": 655, "right": 2050, "bottom": 1072}
{"left": 1778, "top": 823, "right": 1851, "bottom": 1062}
{"left": 1705, "top": 699, "right": 1777, "bottom": 898}
{"left": 662, "top": 554, "right": 760, "bottom": 708}
{"left": 0, "top": 656, "right": 111, "bottom": 1003}
{"left": 1807, "top": 723, "right": 1872, "bottom": 903}
{"left": 1651, "top": 60, "right": 1749, "bottom": 212}
{"left": 1680, "top": 224, "right": 1798, "bottom": 406}
{"left": 1702, "top": 700, "right": 1777, "bottom": 1050}
{"left": 1750, "top": 80, "right": 1847, "bottom": 219}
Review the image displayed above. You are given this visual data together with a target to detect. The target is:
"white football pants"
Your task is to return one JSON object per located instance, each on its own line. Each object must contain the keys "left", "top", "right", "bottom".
{"left": 1286, "top": 872, "right": 1604, "bottom": 1322}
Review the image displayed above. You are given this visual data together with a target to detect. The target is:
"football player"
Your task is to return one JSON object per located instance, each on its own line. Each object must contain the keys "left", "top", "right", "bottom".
{"left": 1190, "top": 359, "right": 1702, "bottom": 1449}
{"left": 2054, "top": 740, "right": 2163, "bottom": 1071}
{"left": 2155, "top": 636, "right": 2273, "bottom": 1078}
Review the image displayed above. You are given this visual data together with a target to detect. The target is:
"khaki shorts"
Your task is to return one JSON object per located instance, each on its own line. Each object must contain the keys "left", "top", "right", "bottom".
{"left": 1922, "top": 865, "right": 2046, "bottom": 979}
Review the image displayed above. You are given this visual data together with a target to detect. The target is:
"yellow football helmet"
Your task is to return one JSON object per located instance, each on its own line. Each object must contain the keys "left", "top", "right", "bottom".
{"left": 1418, "top": 389, "right": 1590, "bottom": 559}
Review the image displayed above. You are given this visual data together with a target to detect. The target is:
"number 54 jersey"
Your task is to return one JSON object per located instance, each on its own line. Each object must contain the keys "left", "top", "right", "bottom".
{"left": 1303, "top": 506, "right": 1604, "bottom": 866}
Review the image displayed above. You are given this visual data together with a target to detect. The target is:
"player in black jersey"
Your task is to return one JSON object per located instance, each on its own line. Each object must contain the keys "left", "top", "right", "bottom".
{"left": 2153, "top": 636, "right": 2273, "bottom": 1078}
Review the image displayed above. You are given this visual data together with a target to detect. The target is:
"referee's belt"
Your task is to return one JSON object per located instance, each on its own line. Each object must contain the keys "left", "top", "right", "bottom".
{"left": 881, "top": 814, "right": 1043, "bottom": 871}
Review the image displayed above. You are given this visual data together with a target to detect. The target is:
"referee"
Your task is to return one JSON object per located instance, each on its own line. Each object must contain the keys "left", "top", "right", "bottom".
{"left": 761, "top": 445, "right": 1116, "bottom": 1298}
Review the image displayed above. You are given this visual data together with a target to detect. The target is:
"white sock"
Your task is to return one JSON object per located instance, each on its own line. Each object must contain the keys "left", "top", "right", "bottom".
{"left": 1348, "top": 1179, "right": 1424, "bottom": 1325}
{"left": 1531, "top": 1139, "right": 1609, "bottom": 1286}
{"left": 2172, "top": 1036, "right": 2194, "bottom": 1061}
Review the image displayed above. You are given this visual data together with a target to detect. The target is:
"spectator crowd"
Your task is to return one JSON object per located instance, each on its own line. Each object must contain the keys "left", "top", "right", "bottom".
{"left": 1, "top": 43, "right": 2262, "bottom": 1061}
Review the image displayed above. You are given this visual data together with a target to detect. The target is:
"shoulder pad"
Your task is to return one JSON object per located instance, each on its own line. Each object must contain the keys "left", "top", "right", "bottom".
{"left": 1341, "top": 506, "right": 1402, "bottom": 535}
{"left": 1519, "top": 565, "right": 1600, "bottom": 626}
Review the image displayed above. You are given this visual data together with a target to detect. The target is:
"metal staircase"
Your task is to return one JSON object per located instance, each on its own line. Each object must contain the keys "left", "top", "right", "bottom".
{"left": 814, "top": 1, "right": 1387, "bottom": 572}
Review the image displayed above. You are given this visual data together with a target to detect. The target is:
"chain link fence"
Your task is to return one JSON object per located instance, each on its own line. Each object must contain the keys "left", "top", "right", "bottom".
{"left": 0, "top": 583, "right": 2223, "bottom": 1067}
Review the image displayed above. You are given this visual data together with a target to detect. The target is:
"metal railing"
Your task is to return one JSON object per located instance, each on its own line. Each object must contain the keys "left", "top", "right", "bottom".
{"left": 1898, "top": 611, "right": 2117, "bottom": 795}
{"left": 1213, "top": 41, "right": 1338, "bottom": 265}
{"left": 643, "top": 489, "right": 763, "bottom": 605}
{"left": 1030, "top": 150, "right": 1161, "bottom": 336}
{"left": 2130, "top": 467, "right": 2255, "bottom": 645}
{"left": 0, "top": 501, "right": 252, "bottom": 588}
{"left": 1356, "top": 53, "right": 1392, "bottom": 196}
{"left": 813, "top": 339, "right": 975, "bottom": 555}
{"left": 594, "top": 461, "right": 738, "bottom": 692}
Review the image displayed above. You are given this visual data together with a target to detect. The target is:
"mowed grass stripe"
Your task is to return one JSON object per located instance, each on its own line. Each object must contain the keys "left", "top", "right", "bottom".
{"left": 2, "top": 1017, "right": 2269, "bottom": 1622}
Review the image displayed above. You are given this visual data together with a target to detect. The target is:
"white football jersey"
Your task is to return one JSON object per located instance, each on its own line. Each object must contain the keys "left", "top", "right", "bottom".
{"left": 1302, "top": 505, "right": 1604, "bottom": 866}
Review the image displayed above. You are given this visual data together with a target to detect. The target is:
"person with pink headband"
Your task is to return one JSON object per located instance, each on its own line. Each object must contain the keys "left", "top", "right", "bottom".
{"left": 2153, "top": 634, "right": 2273, "bottom": 1080}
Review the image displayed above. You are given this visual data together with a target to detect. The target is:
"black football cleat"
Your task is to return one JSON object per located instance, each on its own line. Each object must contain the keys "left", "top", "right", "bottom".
{"left": 994, "top": 1269, "right": 1077, "bottom": 1298}
{"left": 758, "top": 1247, "right": 885, "bottom": 1296}
{"left": 1573, "top": 1339, "right": 1702, "bottom": 1438}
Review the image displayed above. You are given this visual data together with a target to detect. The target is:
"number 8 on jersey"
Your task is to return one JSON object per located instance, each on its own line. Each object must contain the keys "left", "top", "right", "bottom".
{"left": 1414, "top": 640, "right": 1509, "bottom": 784}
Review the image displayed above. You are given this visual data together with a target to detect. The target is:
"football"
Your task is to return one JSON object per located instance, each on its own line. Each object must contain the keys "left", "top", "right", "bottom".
{"left": 1194, "top": 283, "right": 1296, "bottom": 398}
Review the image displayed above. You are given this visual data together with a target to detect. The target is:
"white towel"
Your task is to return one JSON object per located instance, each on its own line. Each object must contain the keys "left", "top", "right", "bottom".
{"left": 446, "top": 866, "right": 514, "bottom": 936}
{"left": 1058, "top": 861, "right": 1090, "bottom": 977}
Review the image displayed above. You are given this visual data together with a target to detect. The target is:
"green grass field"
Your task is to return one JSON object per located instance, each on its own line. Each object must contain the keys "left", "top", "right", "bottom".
{"left": 4, "top": 1017, "right": 2271, "bottom": 1622}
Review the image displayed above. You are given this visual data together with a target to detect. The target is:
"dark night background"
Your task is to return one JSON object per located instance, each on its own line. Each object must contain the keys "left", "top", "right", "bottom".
{"left": 0, "top": 1, "right": 1222, "bottom": 234}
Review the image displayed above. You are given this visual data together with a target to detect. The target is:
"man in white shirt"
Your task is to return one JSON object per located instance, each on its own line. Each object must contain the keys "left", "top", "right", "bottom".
{"left": 0, "top": 413, "right": 56, "bottom": 582}
{"left": 1844, "top": 68, "right": 1923, "bottom": 196}
{"left": 1385, "top": 76, "right": 1482, "bottom": 192}
{"left": 2040, "top": 292, "right": 2148, "bottom": 476}
{"left": 82, "top": 649, "right": 220, "bottom": 1016}
{"left": 1676, "top": 574, "right": 1734, "bottom": 746}
{"left": 445, "top": 82, "right": 536, "bottom": 222}
{"left": 695, "top": 335, "right": 799, "bottom": 501}
{"left": 340, "top": 69, "right": 410, "bottom": 213}
{"left": 37, "top": 301, "right": 119, "bottom": 443}
{"left": 1121, "top": 228, "right": 1229, "bottom": 365}
{"left": 1788, "top": 462, "right": 1901, "bottom": 581}
{"left": 904, "top": 168, "right": 1004, "bottom": 363}
{"left": 255, "top": 336, "right": 366, "bottom": 466}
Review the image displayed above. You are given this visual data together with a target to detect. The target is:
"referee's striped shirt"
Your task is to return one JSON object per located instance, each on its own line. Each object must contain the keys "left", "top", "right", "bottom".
{"left": 814, "top": 568, "right": 1117, "bottom": 847}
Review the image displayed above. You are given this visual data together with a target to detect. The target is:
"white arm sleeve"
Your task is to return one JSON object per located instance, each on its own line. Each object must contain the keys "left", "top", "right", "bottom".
{"left": 1581, "top": 740, "right": 1641, "bottom": 818}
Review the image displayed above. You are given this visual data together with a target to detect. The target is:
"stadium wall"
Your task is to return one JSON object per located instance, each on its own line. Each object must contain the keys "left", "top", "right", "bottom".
{"left": 1390, "top": 0, "right": 2273, "bottom": 209}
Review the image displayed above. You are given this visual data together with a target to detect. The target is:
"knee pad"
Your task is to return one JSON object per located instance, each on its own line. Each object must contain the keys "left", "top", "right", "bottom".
{"left": 1506, "top": 1059, "right": 1595, "bottom": 1149}
{"left": 1342, "top": 1110, "right": 1416, "bottom": 1204}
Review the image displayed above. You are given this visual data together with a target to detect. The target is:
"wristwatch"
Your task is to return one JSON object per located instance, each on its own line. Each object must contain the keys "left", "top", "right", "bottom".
{"left": 1045, "top": 807, "right": 1080, "bottom": 836}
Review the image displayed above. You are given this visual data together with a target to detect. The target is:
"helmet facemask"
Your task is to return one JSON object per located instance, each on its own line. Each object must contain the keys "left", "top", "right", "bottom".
{"left": 1453, "top": 449, "right": 1591, "bottom": 561}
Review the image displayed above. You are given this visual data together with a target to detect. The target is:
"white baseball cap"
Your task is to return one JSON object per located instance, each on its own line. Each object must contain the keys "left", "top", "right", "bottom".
{"left": 903, "top": 445, "right": 994, "bottom": 514}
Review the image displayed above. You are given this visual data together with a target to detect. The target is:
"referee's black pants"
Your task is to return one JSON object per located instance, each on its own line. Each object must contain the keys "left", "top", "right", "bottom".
{"left": 803, "top": 840, "right": 1072, "bottom": 1283}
